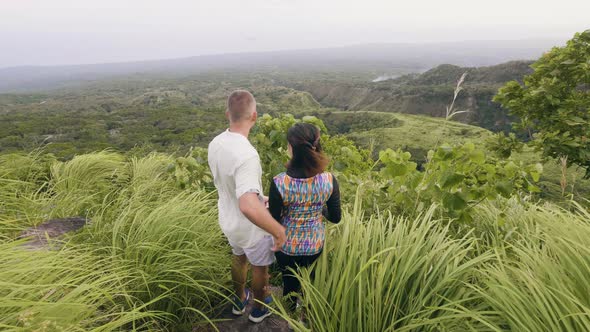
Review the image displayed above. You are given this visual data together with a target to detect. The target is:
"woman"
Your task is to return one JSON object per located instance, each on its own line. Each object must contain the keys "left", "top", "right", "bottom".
{"left": 268, "top": 123, "right": 342, "bottom": 313}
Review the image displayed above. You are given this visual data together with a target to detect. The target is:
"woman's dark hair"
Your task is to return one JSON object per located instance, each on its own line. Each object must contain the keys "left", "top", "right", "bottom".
{"left": 286, "top": 123, "right": 329, "bottom": 177}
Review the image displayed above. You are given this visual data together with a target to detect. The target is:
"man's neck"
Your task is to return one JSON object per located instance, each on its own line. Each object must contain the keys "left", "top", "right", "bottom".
{"left": 228, "top": 124, "right": 251, "bottom": 138}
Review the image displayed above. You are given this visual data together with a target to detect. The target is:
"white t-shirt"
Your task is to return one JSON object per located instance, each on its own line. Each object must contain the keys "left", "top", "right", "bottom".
{"left": 208, "top": 129, "right": 268, "bottom": 248}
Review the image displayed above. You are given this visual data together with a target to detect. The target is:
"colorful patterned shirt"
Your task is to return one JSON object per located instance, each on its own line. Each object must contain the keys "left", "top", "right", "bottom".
{"left": 271, "top": 172, "right": 335, "bottom": 255}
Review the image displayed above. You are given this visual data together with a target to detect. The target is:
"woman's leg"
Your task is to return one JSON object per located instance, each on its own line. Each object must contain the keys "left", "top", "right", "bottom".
{"left": 294, "top": 252, "right": 322, "bottom": 324}
{"left": 276, "top": 251, "right": 299, "bottom": 312}
{"left": 276, "top": 251, "right": 323, "bottom": 312}
{"left": 295, "top": 252, "right": 321, "bottom": 295}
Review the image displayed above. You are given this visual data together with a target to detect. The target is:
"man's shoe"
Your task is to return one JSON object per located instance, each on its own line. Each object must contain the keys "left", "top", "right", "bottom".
{"left": 231, "top": 289, "right": 251, "bottom": 315}
{"left": 248, "top": 307, "right": 272, "bottom": 323}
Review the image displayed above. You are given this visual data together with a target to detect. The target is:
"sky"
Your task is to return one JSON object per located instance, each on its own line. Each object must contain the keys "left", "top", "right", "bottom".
{"left": 0, "top": 0, "right": 588, "bottom": 67}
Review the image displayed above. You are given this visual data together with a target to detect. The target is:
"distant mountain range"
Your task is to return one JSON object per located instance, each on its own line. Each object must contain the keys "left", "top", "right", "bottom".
{"left": 0, "top": 39, "right": 561, "bottom": 93}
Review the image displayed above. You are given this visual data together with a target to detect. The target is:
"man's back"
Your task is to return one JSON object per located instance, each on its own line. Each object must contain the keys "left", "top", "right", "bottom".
{"left": 208, "top": 130, "right": 267, "bottom": 248}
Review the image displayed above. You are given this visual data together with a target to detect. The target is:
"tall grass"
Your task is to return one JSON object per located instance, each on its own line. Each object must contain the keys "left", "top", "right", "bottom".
{"left": 276, "top": 196, "right": 590, "bottom": 331}
{"left": 49, "top": 151, "right": 129, "bottom": 217}
{"left": 278, "top": 199, "right": 493, "bottom": 332}
{"left": 0, "top": 241, "right": 171, "bottom": 331}
{"left": 0, "top": 151, "right": 55, "bottom": 238}
{"left": 76, "top": 191, "right": 231, "bottom": 323}
{"left": 68, "top": 153, "right": 231, "bottom": 327}
{"left": 471, "top": 202, "right": 590, "bottom": 331}
{"left": 4, "top": 150, "right": 590, "bottom": 331}
{"left": 1, "top": 151, "right": 231, "bottom": 330}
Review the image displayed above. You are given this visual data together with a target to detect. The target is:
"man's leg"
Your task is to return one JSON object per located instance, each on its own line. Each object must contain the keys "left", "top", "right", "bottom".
{"left": 251, "top": 264, "right": 270, "bottom": 309}
{"left": 246, "top": 236, "right": 275, "bottom": 310}
{"left": 231, "top": 254, "right": 249, "bottom": 301}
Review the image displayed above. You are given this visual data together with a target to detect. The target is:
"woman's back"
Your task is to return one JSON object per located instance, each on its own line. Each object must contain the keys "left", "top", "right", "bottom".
{"left": 272, "top": 171, "right": 336, "bottom": 255}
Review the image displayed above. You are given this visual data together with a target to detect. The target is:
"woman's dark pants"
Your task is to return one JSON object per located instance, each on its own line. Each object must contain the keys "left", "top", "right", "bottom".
{"left": 275, "top": 251, "right": 322, "bottom": 312}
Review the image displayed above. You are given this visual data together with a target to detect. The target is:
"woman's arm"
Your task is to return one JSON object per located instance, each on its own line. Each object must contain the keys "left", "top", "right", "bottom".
{"left": 268, "top": 179, "right": 283, "bottom": 222}
{"left": 323, "top": 175, "right": 342, "bottom": 224}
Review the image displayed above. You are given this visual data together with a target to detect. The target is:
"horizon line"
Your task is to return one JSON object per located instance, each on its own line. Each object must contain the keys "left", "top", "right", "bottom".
{"left": 0, "top": 36, "right": 566, "bottom": 70}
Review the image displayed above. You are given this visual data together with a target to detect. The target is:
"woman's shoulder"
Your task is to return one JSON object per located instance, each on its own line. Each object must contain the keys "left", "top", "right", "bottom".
{"left": 273, "top": 172, "right": 288, "bottom": 182}
{"left": 315, "top": 172, "right": 335, "bottom": 182}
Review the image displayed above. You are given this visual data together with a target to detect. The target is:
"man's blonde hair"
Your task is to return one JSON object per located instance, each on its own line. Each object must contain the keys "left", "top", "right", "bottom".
{"left": 227, "top": 90, "right": 256, "bottom": 122}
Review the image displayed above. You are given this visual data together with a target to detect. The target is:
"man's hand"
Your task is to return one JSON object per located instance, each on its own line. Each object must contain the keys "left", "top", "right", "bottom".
{"left": 262, "top": 195, "right": 269, "bottom": 209}
{"left": 271, "top": 225, "right": 287, "bottom": 251}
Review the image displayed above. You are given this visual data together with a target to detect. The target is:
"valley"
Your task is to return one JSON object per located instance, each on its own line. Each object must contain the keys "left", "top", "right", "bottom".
{"left": 2, "top": 57, "right": 588, "bottom": 203}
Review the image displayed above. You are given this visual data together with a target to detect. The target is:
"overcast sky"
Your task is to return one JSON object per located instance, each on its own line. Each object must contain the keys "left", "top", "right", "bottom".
{"left": 1, "top": 0, "right": 588, "bottom": 68}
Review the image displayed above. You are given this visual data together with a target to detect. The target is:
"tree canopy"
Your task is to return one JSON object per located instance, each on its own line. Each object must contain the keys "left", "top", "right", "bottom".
{"left": 495, "top": 30, "right": 590, "bottom": 175}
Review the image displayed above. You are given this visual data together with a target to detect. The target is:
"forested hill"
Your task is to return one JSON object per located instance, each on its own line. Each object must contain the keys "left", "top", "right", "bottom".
{"left": 397, "top": 60, "right": 533, "bottom": 85}
{"left": 284, "top": 60, "right": 534, "bottom": 132}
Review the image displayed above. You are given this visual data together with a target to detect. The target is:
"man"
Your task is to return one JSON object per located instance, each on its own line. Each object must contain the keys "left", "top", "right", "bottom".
{"left": 208, "top": 90, "right": 286, "bottom": 323}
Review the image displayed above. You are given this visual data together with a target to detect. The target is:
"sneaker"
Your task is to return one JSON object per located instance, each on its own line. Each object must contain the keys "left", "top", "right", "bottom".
{"left": 248, "top": 307, "right": 272, "bottom": 323}
{"left": 231, "top": 289, "right": 251, "bottom": 316}
{"left": 264, "top": 295, "right": 273, "bottom": 305}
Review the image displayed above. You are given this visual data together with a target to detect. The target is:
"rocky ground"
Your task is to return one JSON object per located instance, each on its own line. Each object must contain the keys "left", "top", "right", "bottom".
{"left": 19, "top": 217, "right": 87, "bottom": 249}
{"left": 193, "top": 292, "right": 291, "bottom": 332}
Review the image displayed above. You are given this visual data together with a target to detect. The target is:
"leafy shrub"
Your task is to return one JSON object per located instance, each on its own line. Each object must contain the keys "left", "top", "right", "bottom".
{"left": 485, "top": 132, "right": 524, "bottom": 158}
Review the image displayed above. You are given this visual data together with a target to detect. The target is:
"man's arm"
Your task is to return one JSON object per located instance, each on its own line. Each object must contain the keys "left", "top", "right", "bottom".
{"left": 239, "top": 193, "right": 286, "bottom": 251}
{"left": 235, "top": 156, "right": 286, "bottom": 250}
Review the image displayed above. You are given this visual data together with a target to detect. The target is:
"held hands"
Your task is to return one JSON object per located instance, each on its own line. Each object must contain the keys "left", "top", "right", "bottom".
{"left": 238, "top": 192, "right": 285, "bottom": 251}
{"left": 260, "top": 194, "right": 282, "bottom": 249}
{"left": 265, "top": 194, "right": 285, "bottom": 251}
{"left": 261, "top": 194, "right": 283, "bottom": 250}
{"left": 271, "top": 225, "right": 287, "bottom": 252}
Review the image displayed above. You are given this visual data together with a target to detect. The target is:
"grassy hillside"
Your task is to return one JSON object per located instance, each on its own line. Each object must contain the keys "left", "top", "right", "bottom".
{"left": 287, "top": 61, "right": 534, "bottom": 132}
{"left": 320, "top": 111, "right": 490, "bottom": 162}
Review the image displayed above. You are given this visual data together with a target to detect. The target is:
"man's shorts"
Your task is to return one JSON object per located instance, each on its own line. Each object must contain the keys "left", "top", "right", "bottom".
{"left": 229, "top": 235, "right": 275, "bottom": 266}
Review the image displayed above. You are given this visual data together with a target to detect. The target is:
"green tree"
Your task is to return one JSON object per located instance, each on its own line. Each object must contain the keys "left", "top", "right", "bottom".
{"left": 485, "top": 132, "right": 524, "bottom": 159}
{"left": 494, "top": 30, "right": 590, "bottom": 175}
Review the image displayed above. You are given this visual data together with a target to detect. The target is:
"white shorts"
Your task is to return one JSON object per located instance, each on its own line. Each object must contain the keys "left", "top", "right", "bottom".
{"left": 229, "top": 235, "right": 276, "bottom": 267}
